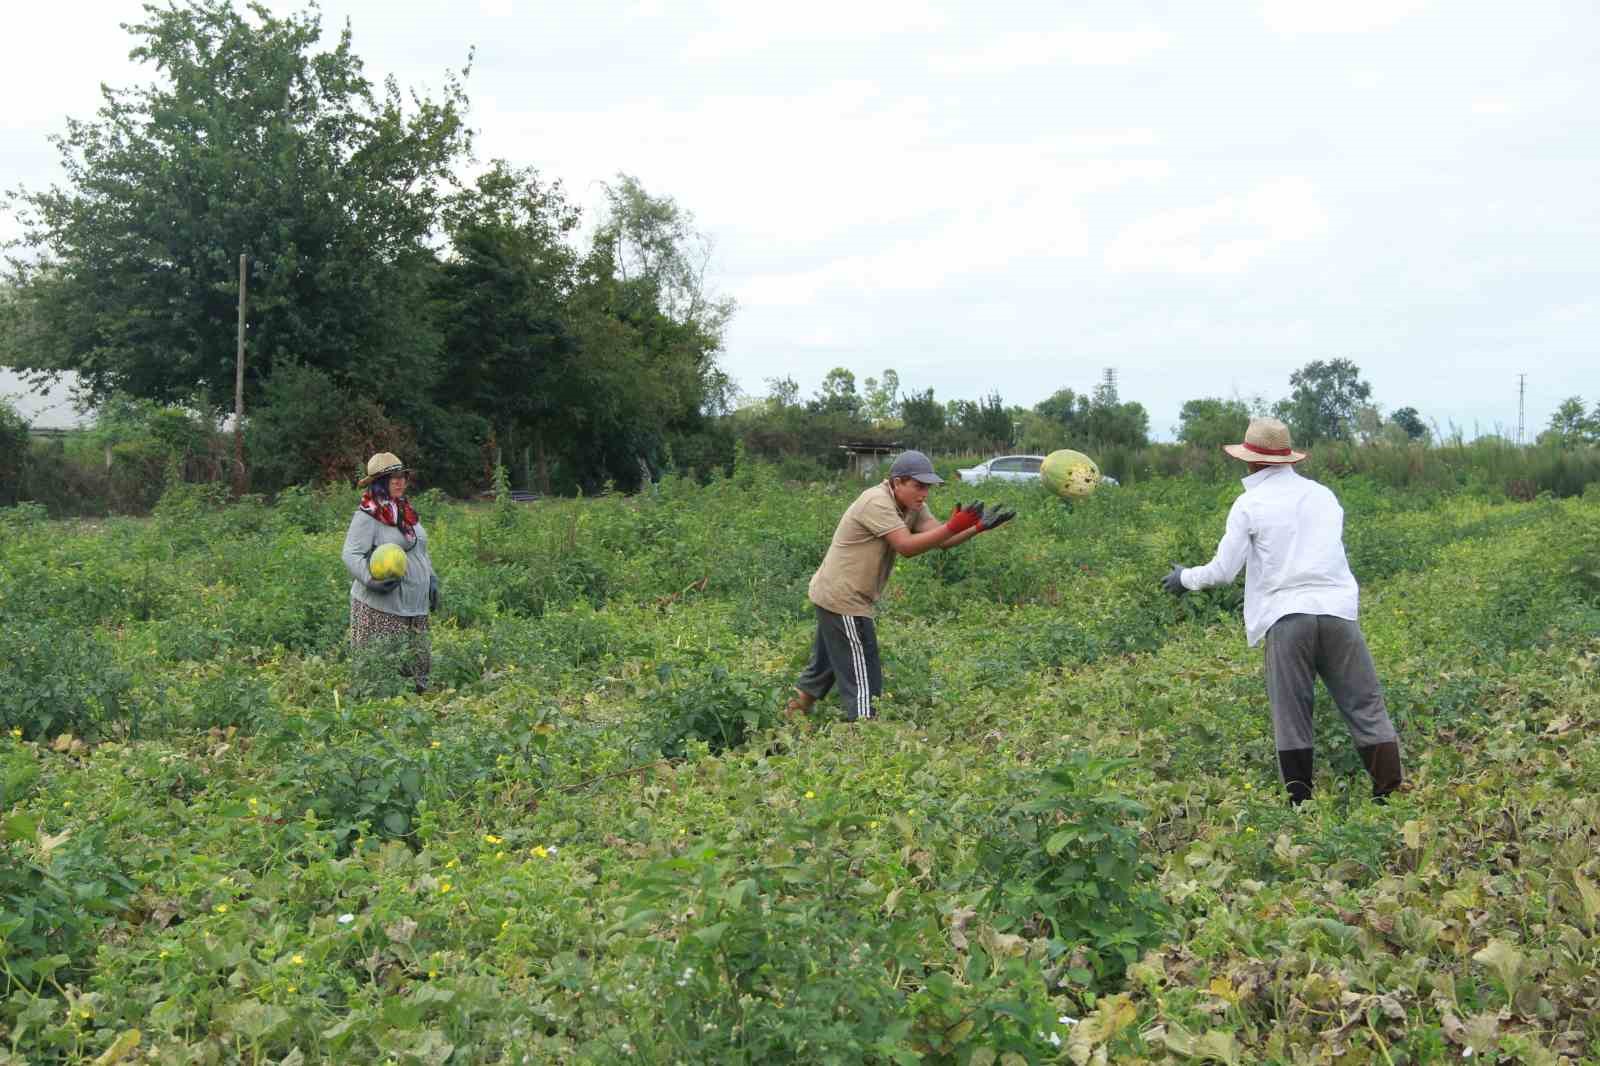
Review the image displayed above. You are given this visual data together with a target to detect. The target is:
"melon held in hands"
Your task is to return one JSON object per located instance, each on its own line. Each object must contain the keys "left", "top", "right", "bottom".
{"left": 1040, "top": 449, "right": 1101, "bottom": 499}
{"left": 370, "top": 543, "right": 408, "bottom": 581}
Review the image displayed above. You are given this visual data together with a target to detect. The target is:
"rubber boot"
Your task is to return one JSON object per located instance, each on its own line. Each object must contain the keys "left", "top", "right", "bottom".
{"left": 1357, "top": 741, "right": 1404, "bottom": 802}
{"left": 1278, "top": 748, "right": 1314, "bottom": 806}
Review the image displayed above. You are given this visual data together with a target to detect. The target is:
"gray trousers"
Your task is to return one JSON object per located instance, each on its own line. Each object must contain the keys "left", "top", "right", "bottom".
{"left": 796, "top": 606, "right": 882, "bottom": 721}
{"left": 1264, "top": 613, "right": 1397, "bottom": 751}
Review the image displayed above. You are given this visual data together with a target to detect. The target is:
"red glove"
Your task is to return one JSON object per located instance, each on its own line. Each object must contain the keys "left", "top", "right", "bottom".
{"left": 945, "top": 501, "right": 984, "bottom": 534}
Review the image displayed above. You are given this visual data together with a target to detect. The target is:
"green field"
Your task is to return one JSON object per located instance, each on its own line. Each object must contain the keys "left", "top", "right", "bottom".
{"left": 3, "top": 469, "right": 1599, "bottom": 1065}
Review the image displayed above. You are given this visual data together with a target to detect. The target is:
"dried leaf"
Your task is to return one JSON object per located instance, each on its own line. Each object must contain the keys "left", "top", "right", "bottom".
{"left": 1473, "top": 939, "right": 1527, "bottom": 998}
{"left": 91, "top": 1030, "right": 141, "bottom": 1066}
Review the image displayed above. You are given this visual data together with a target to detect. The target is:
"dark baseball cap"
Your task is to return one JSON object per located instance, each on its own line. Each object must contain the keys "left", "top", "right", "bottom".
{"left": 888, "top": 450, "right": 944, "bottom": 485}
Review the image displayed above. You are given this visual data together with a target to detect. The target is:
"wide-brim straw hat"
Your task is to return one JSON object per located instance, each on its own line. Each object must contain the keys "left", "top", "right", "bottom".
{"left": 1222, "top": 417, "right": 1307, "bottom": 464}
{"left": 358, "top": 452, "right": 411, "bottom": 487}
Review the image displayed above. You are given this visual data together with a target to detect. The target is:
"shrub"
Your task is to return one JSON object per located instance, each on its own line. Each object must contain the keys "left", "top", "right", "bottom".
{"left": 976, "top": 754, "right": 1171, "bottom": 988}
{"left": 0, "top": 619, "right": 133, "bottom": 741}
{"left": 647, "top": 663, "right": 783, "bottom": 759}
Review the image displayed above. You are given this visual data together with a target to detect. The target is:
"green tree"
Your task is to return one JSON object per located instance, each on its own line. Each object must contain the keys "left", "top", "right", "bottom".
{"left": 900, "top": 388, "right": 945, "bottom": 437}
{"left": 1033, "top": 388, "right": 1083, "bottom": 431}
{"left": 1274, "top": 359, "right": 1374, "bottom": 444}
{"left": 433, "top": 161, "right": 580, "bottom": 491}
{"left": 1177, "top": 397, "right": 1251, "bottom": 450}
{"left": 1539, "top": 396, "right": 1596, "bottom": 447}
{"left": 1391, "top": 406, "right": 1428, "bottom": 441}
{"left": 3, "top": 0, "right": 472, "bottom": 410}
{"left": 812, "top": 368, "right": 861, "bottom": 418}
{"left": 565, "top": 176, "right": 736, "bottom": 488}
{"left": 962, "top": 391, "right": 1013, "bottom": 443}
{"left": 861, "top": 369, "right": 900, "bottom": 423}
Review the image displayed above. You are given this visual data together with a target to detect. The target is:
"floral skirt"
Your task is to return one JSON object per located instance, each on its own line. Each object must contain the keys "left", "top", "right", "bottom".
{"left": 350, "top": 598, "right": 431, "bottom": 691}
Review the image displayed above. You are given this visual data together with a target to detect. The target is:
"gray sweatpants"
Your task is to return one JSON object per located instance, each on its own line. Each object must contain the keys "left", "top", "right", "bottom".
{"left": 1264, "top": 613, "right": 1397, "bottom": 751}
{"left": 796, "top": 606, "right": 883, "bottom": 721}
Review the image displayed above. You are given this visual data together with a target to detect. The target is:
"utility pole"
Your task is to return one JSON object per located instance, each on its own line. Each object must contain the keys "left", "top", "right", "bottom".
{"left": 1516, "top": 373, "right": 1526, "bottom": 446}
{"left": 234, "top": 253, "right": 247, "bottom": 494}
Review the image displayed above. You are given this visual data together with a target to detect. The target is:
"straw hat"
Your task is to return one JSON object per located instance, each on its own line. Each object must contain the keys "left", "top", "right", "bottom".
{"left": 1222, "top": 418, "right": 1307, "bottom": 464}
{"left": 358, "top": 452, "right": 411, "bottom": 487}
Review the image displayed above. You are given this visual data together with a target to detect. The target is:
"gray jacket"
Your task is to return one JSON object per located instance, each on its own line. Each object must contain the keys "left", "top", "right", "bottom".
{"left": 342, "top": 509, "right": 437, "bottom": 617}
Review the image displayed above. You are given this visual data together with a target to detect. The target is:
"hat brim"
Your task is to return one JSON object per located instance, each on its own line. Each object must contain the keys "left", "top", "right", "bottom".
{"left": 1221, "top": 444, "right": 1306, "bottom": 464}
{"left": 906, "top": 472, "right": 944, "bottom": 485}
{"left": 357, "top": 463, "right": 410, "bottom": 487}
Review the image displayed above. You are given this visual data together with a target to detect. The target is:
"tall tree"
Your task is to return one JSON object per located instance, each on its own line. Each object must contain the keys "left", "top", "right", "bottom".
{"left": 1177, "top": 397, "right": 1251, "bottom": 450}
{"left": 1275, "top": 358, "right": 1374, "bottom": 444}
{"left": 900, "top": 387, "right": 944, "bottom": 437}
{"left": 433, "top": 161, "right": 579, "bottom": 490}
{"left": 813, "top": 367, "right": 861, "bottom": 418}
{"left": 861, "top": 369, "right": 900, "bottom": 423}
{"left": 1390, "top": 406, "right": 1428, "bottom": 441}
{"left": 3, "top": 0, "right": 472, "bottom": 409}
{"left": 1540, "top": 396, "right": 1595, "bottom": 447}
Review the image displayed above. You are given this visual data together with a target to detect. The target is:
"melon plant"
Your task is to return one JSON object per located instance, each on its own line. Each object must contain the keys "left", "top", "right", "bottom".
{"left": 1040, "top": 449, "right": 1101, "bottom": 498}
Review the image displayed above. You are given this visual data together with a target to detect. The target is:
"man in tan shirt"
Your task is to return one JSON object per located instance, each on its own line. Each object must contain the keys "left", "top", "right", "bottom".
{"left": 789, "top": 450, "right": 1015, "bottom": 722}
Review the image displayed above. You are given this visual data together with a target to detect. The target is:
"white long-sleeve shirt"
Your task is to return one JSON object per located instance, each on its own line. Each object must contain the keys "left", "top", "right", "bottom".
{"left": 1180, "top": 464, "right": 1360, "bottom": 646}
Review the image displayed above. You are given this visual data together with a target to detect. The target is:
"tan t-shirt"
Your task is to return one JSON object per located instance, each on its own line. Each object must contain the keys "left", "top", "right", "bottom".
{"left": 808, "top": 480, "right": 938, "bottom": 617}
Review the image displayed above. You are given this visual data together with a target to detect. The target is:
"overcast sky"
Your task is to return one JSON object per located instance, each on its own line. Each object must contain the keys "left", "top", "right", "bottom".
{"left": 4, "top": 0, "right": 1595, "bottom": 437}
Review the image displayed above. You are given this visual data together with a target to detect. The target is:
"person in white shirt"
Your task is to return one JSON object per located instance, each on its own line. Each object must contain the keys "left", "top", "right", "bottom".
{"left": 1160, "top": 417, "right": 1404, "bottom": 805}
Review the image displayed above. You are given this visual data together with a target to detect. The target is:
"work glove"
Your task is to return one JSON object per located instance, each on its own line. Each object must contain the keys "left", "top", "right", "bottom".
{"left": 1160, "top": 563, "right": 1187, "bottom": 596}
{"left": 428, "top": 574, "right": 439, "bottom": 613}
{"left": 945, "top": 501, "right": 984, "bottom": 535}
{"left": 977, "top": 504, "right": 1017, "bottom": 532}
{"left": 364, "top": 575, "right": 400, "bottom": 594}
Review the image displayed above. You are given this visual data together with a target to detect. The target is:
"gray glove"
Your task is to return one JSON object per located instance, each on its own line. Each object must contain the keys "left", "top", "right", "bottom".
{"left": 364, "top": 576, "right": 400, "bottom": 594}
{"left": 1160, "top": 563, "right": 1187, "bottom": 596}
{"left": 428, "top": 574, "right": 439, "bottom": 612}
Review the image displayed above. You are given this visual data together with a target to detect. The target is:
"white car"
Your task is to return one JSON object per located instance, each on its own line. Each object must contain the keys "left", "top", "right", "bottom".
{"left": 955, "top": 454, "right": 1045, "bottom": 484}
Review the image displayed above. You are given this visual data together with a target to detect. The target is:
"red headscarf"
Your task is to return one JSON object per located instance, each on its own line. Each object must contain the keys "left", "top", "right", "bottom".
{"left": 359, "top": 485, "right": 418, "bottom": 537}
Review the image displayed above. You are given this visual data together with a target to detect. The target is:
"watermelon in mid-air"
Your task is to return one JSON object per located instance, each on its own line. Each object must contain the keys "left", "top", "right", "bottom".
{"left": 370, "top": 543, "right": 408, "bottom": 581}
{"left": 1040, "top": 450, "right": 1101, "bottom": 499}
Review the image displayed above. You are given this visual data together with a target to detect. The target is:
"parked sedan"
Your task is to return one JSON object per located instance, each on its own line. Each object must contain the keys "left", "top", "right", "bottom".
{"left": 955, "top": 454, "right": 1045, "bottom": 484}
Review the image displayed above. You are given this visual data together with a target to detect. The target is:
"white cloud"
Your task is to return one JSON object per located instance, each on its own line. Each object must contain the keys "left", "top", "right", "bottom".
{"left": 1104, "top": 177, "right": 1330, "bottom": 275}
{"left": 1471, "top": 97, "right": 1516, "bottom": 116}
{"left": 684, "top": 0, "right": 947, "bottom": 59}
{"left": 931, "top": 26, "right": 1172, "bottom": 73}
{"left": 1261, "top": 0, "right": 1429, "bottom": 34}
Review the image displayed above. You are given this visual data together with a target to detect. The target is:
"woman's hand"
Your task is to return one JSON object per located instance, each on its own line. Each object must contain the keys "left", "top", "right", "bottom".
{"left": 364, "top": 576, "right": 400, "bottom": 594}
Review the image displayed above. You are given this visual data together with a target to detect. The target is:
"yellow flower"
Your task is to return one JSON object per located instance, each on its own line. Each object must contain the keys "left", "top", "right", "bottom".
{"left": 285, "top": 985, "right": 297, "bottom": 993}
{"left": 430, "top": 741, "right": 441, "bottom": 749}
{"left": 1243, "top": 783, "right": 1253, "bottom": 792}
{"left": 438, "top": 881, "right": 453, "bottom": 894}
{"left": 869, "top": 821, "right": 879, "bottom": 829}
{"left": 428, "top": 969, "right": 439, "bottom": 979}
{"left": 159, "top": 950, "right": 170, "bottom": 960}
{"left": 1245, "top": 827, "right": 1256, "bottom": 834}
{"left": 291, "top": 954, "right": 305, "bottom": 965}
{"left": 531, "top": 845, "right": 548, "bottom": 859}
{"left": 803, "top": 790, "right": 815, "bottom": 800}
{"left": 445, "top": 858, "right": 459, "bottom": 869}
{"left": 214, "top": 904, "right": 228, "bottom": 914}
{"left": 8, "top": 728, "right": 20, "bottom": 738}
{"left": 494, "top": 850, "right": 505, "bottom": 860}
{"left": 483, "top": 834, "right": 502, "bottom": 845}
{"left": 248, "top": 797, "right": 260, "bottom": 808}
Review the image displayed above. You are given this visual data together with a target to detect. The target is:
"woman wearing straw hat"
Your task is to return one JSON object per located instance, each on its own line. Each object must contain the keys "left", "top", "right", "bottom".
{"left": 1159, "top": 417, "right": 1404, "bottom": 805}
{"left": 341, "top": 452, "right": 439, "bottom": 693}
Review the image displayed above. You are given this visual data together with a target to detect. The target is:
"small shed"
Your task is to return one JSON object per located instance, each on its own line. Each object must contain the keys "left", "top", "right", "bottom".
{"left": 838, "top": 440, "right": 902, "bottom": 480}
